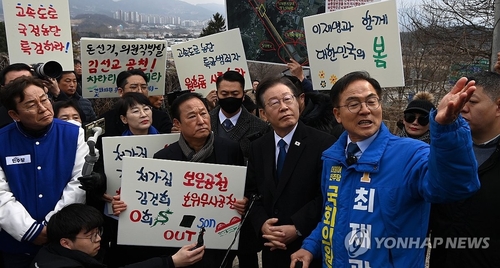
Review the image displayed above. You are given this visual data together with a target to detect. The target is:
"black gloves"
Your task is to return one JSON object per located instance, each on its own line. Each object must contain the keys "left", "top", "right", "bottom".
{"left": 78, "top": 172, "right": 106, "bottom": 197}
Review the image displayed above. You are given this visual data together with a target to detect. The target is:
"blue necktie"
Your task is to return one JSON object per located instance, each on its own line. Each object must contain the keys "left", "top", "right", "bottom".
{"left": 222, "top": 118, "right": 233, "bottom": 131}
{"left": 346, "top": 142, "right": 360, "bottom": 165}
{"left": 276, "top": 139, "right": 287, "bottom": 179}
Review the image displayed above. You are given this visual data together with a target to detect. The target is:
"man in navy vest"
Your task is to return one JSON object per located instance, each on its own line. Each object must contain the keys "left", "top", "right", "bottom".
{"left": 0, "top": 76, "right": 88, "bottom": 267}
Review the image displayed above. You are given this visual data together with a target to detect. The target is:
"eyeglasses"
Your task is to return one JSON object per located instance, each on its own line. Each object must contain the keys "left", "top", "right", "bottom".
{"left": 128, "top": 105, "right": 152, "bottom": 116}
{"left": 75, "top": 227, "right": 103, "bottom": 243}
{"left": 404, "top": 113, "right": 429, "bottom": 126}
{"left": 266, "top": 94, "right": 295, "bottom": 109}
{"left": 337, "top": 97, "right": 381, "bottom": 113}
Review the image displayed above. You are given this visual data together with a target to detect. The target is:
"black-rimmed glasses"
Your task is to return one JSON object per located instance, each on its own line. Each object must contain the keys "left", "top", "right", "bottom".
{"left": 75, "top": 227, "right": 103, "bottom": 243}
{"left": 337, "top": 97, "right": 381, "bottom": 113}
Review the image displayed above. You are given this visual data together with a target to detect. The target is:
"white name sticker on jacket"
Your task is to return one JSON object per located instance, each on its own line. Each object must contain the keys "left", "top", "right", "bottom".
{"left": 6, "top": 155, "right": 31, "bottom": 165}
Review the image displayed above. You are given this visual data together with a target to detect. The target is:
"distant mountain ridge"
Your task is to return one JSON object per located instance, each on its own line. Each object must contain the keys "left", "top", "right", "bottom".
{"left": 0, "top": 0, "right": 226, "bottom": 21}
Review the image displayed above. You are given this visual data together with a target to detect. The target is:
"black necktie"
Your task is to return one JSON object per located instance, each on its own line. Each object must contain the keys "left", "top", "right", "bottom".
{"left": 276, "top": 139, "right": 287, "bottom": 179}
{"left": 346, "top": 142, "right": 360, "bottom": 165}
{"left": 222, "top": 119, "right": 233, "bottom": 131}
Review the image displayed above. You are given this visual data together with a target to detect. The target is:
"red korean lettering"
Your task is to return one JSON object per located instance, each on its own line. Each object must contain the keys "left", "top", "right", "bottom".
{"left": 111, "top": 59, "right": 122, "bottom": 70}
{"left": 18, "top": 23, "right": 27, "bottom": 36}
{"left": 183, "top": 171, "right": 196, "bottom": 186}
{"left": 47, "top": 5, "right": 58, "bottom": 19}
{"left": 26, "top": 6, "right": 36, "bottom": 18}
{"left": 88, "top": 59, "right": 98, "bottom": 74}
{"left": 37, "top": 5, "right": 47, "bottom": 19}
{"left": 126, "top": 58, "right": 137, "bottom": 70}
{"left": 20, "top": 40, "right": 31, "bottom": 55}
{"left": 100, "top": 59, "right": 111, "bottom": 73}
{"left": 29, "top": 24, "right": 40, "bottom": 37}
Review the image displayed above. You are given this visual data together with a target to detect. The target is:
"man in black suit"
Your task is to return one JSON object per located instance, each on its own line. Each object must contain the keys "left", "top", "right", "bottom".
{"left": 210, "top": 70, "right": 269, "bottom": 160}
{"left": 153, "top": 92, "right": 244, "bottom": 268}
{"left": 245, "top": 76, "right": 336, "bottom": 268}
{"left": 100, "top": 69, "right": 172, "bottom": 135}
{"left": 209, "top": 72, "right": 268, "bottom": 267}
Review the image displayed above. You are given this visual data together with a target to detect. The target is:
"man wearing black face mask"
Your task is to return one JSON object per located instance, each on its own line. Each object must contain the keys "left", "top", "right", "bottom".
{"left": 209, "top": 70, "right": 269, "bottom": 268}
{"left": 210, "top": 70, "right": 269, "bottom": 160}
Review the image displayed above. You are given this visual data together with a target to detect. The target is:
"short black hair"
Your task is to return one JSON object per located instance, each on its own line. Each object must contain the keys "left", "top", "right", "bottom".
{"left": 467, "top": 71, "right": 500, "bottom": 101}
{"left": 116, "top": 69, "right": 149, "bottom": 89}
{"left": 73, "top": 59, "right": 81, "bottom": 65}
{"left": 47, "top": 203, "right": 104, "bottom": 243}
{"left": 117, "top": 91, "right": 152, "bottom": 117}
{"left": 330, "top": 71, "right": 382, "bottom": 107}
{"left": 255, "top": 76, "right": 301, "bottom": 109}
{"left": 170, "top": 92, "right": 205, "bottom": 122}
{"left": 0, "top": 63, "right": 33, "bottom": 86}
{"left": 56, "top": 71, "right": 77, "bottom": 83}
{"left": 53, "top": 99, "right": 86, "bottom": 122}
{"left": 0, "top": 76, "right": 46, "bottom": 112}
{"left": 282, "top": 75, "right": 303, "bottom": 93}
{"left": 216, "top": 70, "right": 245, "bottom": 93}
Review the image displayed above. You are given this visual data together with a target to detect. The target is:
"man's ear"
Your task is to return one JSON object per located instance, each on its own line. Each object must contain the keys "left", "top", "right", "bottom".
{"left": 298, "top": 93, "right": 305, "bottom": 102}
{"left": 333, "top": 107, "right": 342, "bottom": 124}
{"left": 173, "top": 118, "right": 181, "bottom": 130}
{"left": 60, "top": 238, "right": 73, "bottom": 250}
{"left": 117, "top": 87, "right": 124, "bottom": 97}
{"left": 495, "top": 98, "right": 500, "bottom": 116}
{"left": 7, "top": 110, "right": 20, "bottom": 122}
{"left": 259, "top": 108, "right": 267, "bottom": 122}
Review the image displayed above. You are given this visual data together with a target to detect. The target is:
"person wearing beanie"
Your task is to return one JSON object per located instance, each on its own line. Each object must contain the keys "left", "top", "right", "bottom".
{"left": 398, "top": 92, "right": 436, "bottom": 144}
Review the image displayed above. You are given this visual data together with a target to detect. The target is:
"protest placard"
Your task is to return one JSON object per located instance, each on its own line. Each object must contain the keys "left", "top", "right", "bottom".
{"left": 304, "top": 0, "right": 404, "bottom": 88}
{"left": 227, "top": 0, "right": 323, "bottom": 65}
{"left": 172, "top": 28, "right": 251, "bottom": 96}
{"left": 80, "top": 38, "right": 167, "bottom": 98}
{"left": 117, "top": 157, "right": 246, "bottom": 250}
{"left": 102, "top": 133, "right": 180, "bottom": 213}
{"left": 2, "top": 0, "right": 74, "bottom": 70}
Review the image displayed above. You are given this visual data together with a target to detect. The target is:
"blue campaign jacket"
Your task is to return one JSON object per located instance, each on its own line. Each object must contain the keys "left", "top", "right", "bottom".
{"left": 302, "top": 111, "right": 480, "bottom": 268}
{"left": 0, "top": 119, "right": 86, "bottom": 255}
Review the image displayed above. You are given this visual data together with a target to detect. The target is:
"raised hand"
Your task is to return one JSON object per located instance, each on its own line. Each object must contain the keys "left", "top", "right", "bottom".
{"left": 435, "top": 77, "right": 475, "bottom": 125}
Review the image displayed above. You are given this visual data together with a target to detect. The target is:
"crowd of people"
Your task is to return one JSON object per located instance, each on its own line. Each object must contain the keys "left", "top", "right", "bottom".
{"left": 0, "top": 54, "right": 498, "bottom": 268}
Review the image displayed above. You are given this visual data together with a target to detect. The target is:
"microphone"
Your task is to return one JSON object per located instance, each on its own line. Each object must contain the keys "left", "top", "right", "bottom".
{"left": 82, "top": 126, "right": 103, "bottom": 176}
{"left": 251, "top": 194, "right": 262, "bottom": 201}
{"left": 219, "top": 194, "right": 260, "bottom": 268}
{"left": 346, "top": 155, "right": 357, "bottom": 166}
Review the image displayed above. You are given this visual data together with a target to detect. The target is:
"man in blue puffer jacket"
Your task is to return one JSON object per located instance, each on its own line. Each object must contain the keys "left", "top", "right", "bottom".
{"left": 291, "top": 71, "right": 480, "bottom": 268}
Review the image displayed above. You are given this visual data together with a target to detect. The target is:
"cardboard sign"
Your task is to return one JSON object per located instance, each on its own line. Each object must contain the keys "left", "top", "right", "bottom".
{"left": 172, "top": 28, "right": 251, "bottom": 96}
{"left": 304, "top": 0, "right": 404, "bottom": 88}
{"left": 117, "top": 157, "right": 246, "bottom": 250}
{"left": 102, "top": 133, "right": 180, "bottom": 207}
{"left": 2, "top": 0, "right": 74, "bottom": 70}
{"left": 80, "top": 38, "right": 167, "bottom": 98}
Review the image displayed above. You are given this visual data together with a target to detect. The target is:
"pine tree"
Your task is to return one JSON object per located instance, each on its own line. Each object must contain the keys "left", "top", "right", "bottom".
{"left": 199, "top": 13, "right": 226, "bottom": 38}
